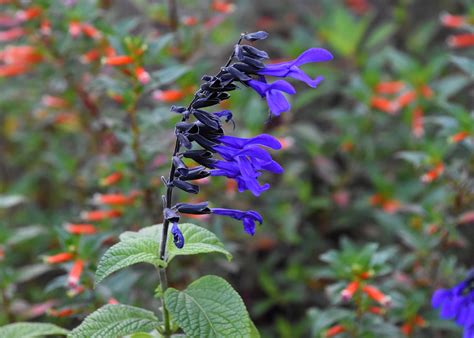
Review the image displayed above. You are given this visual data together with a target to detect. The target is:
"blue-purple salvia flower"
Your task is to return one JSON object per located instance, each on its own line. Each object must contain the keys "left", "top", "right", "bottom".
{"left": 163, "top": 31, "right": 332, "bottom": 248}
{"left": 432, "top": 273, "right": 474, "bottom": 337}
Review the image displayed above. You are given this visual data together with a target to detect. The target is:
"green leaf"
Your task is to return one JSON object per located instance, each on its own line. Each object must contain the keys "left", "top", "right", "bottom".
{"left": 0, "top": 322, "right": 68, "bottom": 338}
{"left": 69, "top": 304, "right": 160, "bottom": 338}
{"left": 151, "top": 65, "right": 189, "bottom": 86}
{"left": 365, "top": 23, "right": 396, "bottom": 49}
{"left": 451, "top": 56, "right": 474, "bottom": 77}
{"left": 96, "top": 224, "right": 230, "bottom": 285}
{"left": 164, "top": 275, "right": 251, "bottom": 337}
{"left": 95, "top": 237, "right": 164, "bottom": 285}
{"left": 249, "top": 319, "right": 261, "bottom": 338}
{"left": 167, "top": 223, "right": 232, "bottom": 262}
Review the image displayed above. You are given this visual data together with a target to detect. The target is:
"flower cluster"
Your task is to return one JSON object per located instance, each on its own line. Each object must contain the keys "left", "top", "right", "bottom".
{"left": 161, "top": 31, "right": 332, "bottom": 248}
{"left": 432, "top": 273, "right": 474, "bottom": 337}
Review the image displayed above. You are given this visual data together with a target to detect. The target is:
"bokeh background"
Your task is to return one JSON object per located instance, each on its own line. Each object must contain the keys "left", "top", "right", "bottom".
{"left": 1, "top": 0, "right": 473, "bottom": 337}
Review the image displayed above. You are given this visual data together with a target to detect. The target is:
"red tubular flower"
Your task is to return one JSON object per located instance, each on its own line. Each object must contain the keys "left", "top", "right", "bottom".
{"left": 68, "top": 20, "right": 81, "bottom": 37}
{"left": 459, "top": 211, "right": 474, "bottom": 225}
{"left": 40, "top": 20, "right": 51, "bottom": 35}
{"left": 182, "top": 16, "right": 198, "bottom": 26}
{"left": 135, "top": 66, "right": 150, "bottom": 84}
{"left": 108, "top": 298, "right": 119, "bottom": 304}
{"left": 0, "top": 246, "right": 4, "bottom": 261}
{"left": 325, "top": 325, "right": 346, "bottom": 337}
{"left": 80, "top": 209, "right": 122, "bottom": 221}
{"left": 81, "top": 23, "right": 101, "bottom": 39}
{"left": 44, "top": 252, "right": 74, "bottom": 264}
{"left": 41, "top": 95, "right": 69, "bottom": 108}
{"left": 68, "top": 259, "right": 84, "bottom": 287}
{"left": 0, "top": 27, "right": 25, "bottom": 42}
{"left": 345, "top": 0, "right": 370, "bottom": 15}
{"left": 80, "top": 49, "right": 101, "bottom": 64}
{"left": 0, "top": 45, "right": 42, "bottom": 77}
{"left": 447, "top": 34, "right": 474, "bottom": 48}
{"left": 103, "top": 55, "right": 134, "bottom": 66}
{"left": 375, "top": 81, "right": 405, "bottom": 94}
{"left": 411, "top": 106, "right": 424, "bottom": 138}
{"left": 420, "top": 85, "right": 433, "bottom": 98}
{"left": 341, "top": 281, "right": 359, "bottom": 301}
{"left": 49, "top": 308, "right": 75, "bottom": 318}
{"left": 370, "top": 96, "right": 396, "bottom": 114}
{"left": 93, "top": 193, "right": 136, "bottom": 206}
{"left": 401, "top": 323, "right": 413, "bottom": 336}
{"left": 449, "top": 131, "right": 469, "bottom": 143}
{"left": 153, "top": 89, "right": 186, "bottom": 103}
{"left": 368, "top": 306, "right": 385, "bottom": 315}
{"left": 395, "top": 90, "right": 417, "bottom": 109}
{"left": 440, "top": 13, "right": 466, "bottom": 28}
{"left": 65, "top": 223, "right": 97, "bottom": 235}
{"left": 16, "top": 6, "right": 42, "bottom": 21}
{"left": 362, "top": 285, "right": 391, "bottom": 306}
{"left": 421, "top": 163, "right": 444, "bottom": 183}
{"left": 100, "top": 172, "right": 123, "bottom": 186}
{"left": 211, "top": 0, "right": 235, "bottom": 13}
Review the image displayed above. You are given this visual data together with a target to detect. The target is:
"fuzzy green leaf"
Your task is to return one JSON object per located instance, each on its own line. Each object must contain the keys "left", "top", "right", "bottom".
{"left": 68, "top": 304, "right": 159, "bottom": 338}
{"left": 166, "top": 223, "right": 232, "bottom": 262}
{"left": 0, "top": 322, "right": 68, "bottom": 338}
{"left": 164, "top": 275, "right": 251, "bottom": 337}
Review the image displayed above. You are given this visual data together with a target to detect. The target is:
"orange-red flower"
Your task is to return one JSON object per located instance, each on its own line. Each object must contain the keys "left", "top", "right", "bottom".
{"left": 419, "top": 85, "right": 433, "bottom": 98}
{"left": 68, "top": 259, "right": 84, "bottom": 287}
{"left": 153, "top": 89, "right": 187, "bottom": 103}
{"left": 81, "top": 23, "right": 101, "bottom": 39}
{"left": 401, "top": 315, "right": 426, "bottom": 336}
{"left": 135, "top": 66, "right": 150, "bottom": 84}
{"left": 0, "top": 246, "right": 4, "bottom": 261}
{"left": 0, "top": 27, "right": 25, "bottom": 42}
{"left": 368, "top": 306, "right": 385, "bottom": 315}
{"left": 211, "top": 0, "right": 235, "bottom": 13}
{"left": 41, "top": 95, "right": 69, "bottom": 109}
{"left": 80, "top": 49, "right": 101, "bottom": 64}
{"left": 80, "top": 209, "right": 122, "bottom": 221}
{"left": 103, "top": 55, "right": 134, "bottom": 66}
{"left": 40, "top": 20, "right": 51, "bottom": 35}
{"left": 65, "top": 223, "right": 97, "bottom": 235}
{"left": 0, "top": 45, "right": 42, "bottom": 77}
{"left": 362, "top": 285, "right": 391, "bottom": 306}
{"left": 370, "top": 96, "right": 396, "bottom": 114}
{"left": 100, "top": 172, "right": 123, "bottom": 186}
{"left": 341, "top": 281, "right": 359, "bottom": 301}
{"left": 325, "top": 325, "right": 346, "bottom": 337}
{"left": 182, "top": 16, "right": 198, "bottom": 26}
{"left": 370, "top": 194, "right": 400, "bottom": 214}
{"left": 16, "top": 6, "right": 42, "bottom": 21}
{"left": 449, "top": 131, "right": 469, "bottom": 143}
{"left": 375, "top": 81, "right": 405, "bottom": 95}
{"left": 49, "top": 308, "right": 75, "bottom": 318}
{"left": 395, "top": 90, "right": 417, "bottom": 109}
{"left": 458, "top": 211, "right": 474, "bottom": 225}
{"left": 93, "top": 193, "right": 137, "bottom": 206}
{"left": 411, "top": 106, "right": 424, "bottom": 138}
{"left": 440, "top": 13, "right": 466, "bottom": 28}
{"left": 447, "top": 34, "right": 474, "bottom": 48}
{"left": 345, "top": 0, "right": 370, "bottom": 15}
{"left": 421, "top": 162, "right": 444, "bottom": 183}
{"left": 44, "top": 252, "right": 74, "bottom": 264}
{"left": 68, "top": 20, "right": 82, "bottom": 37}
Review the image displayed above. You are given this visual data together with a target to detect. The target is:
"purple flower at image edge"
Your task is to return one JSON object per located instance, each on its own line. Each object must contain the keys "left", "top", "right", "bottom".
{"left": 432, "top": 273, "right": 474, "bottom": 337}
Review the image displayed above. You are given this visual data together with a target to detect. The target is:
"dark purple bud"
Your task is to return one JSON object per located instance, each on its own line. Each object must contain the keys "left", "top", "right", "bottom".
{"left": 182, "top": 150, "right": 216, "bottom": 168}
{"left": 224, "top": 66, "right": 252, "bottom": 82}
{"left": 192, "top": 110, "right": 221, "bottom": 130}
{"left": 164, "top": 208, "right": 180, "bottom": 223}
{"left": 192, "top": 97, "right": 221, "bottom": 109}
{"left": 176, "top": 166, "right": 210, "bottom": 181}
{"left": 173, "top": 179, "right": 199, "bottom": 194}
{"left": 243, "top": 31, "right": 269, "bottom": 41}
{"left": 241, "top": 56, "right": 265, "bottom": 69}
{"left": 216, "top": 92, "right": 230, "bottom": 100}
{"left": 171, "top": 222, "right": 184, "bottom": 249}
{"left": 233, "top": 63, "right": 258, "bottom": 74}
{"left": 175, "top": 202, "right": 211, "bottom": 214}
{"left": 242, "top": 45, "right": 269, "bottom": 59}
{"left": 188, "top": 134, "right": 219, "bottom": 151}
{"left": 177, "top": 133, "right": 192, "bottom": 149}
{"left": 201, "top": 75, "right": 214, "bottom": 82}
{"left": 170, "top": 105, "right": 187, "bottom": 113}
{"left": 234, "top": 44, "right": 245, "bottom": 61}
{"left": 173, "top": 156, "right": 188, "bottom": 176}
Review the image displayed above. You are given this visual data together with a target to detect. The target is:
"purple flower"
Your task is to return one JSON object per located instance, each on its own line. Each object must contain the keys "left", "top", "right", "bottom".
{"left": 211, "top": 208, "right": 263, "bottom": 235}
{"left": 257, "top": 48, "right": 333, "bottom": 88}
{"left": 247, "top": 78, "right": 296, "bottom": 116}
{"left": 171, "top": 222, "right": 184, "bottom": 249}
{"left": 432, "top": 274, "right": 474, "bottom": 336}
{"left": 209, "top": 135, "right": 283, "bottom": 196}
